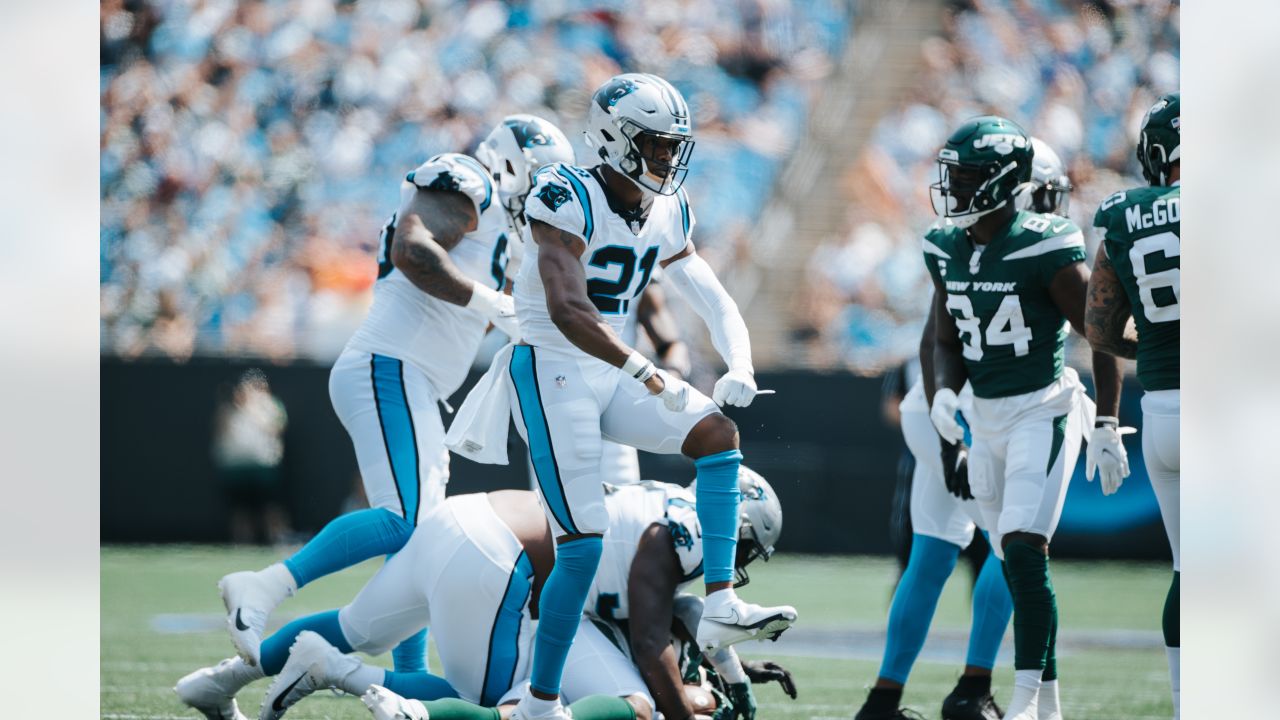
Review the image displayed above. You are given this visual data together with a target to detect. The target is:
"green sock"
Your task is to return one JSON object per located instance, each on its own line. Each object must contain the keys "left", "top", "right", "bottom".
{"left": 567, "top": 695, "right": 637, "bottom": 720}
{"left": 1043, "top": 582, "right": 1059, "bottom": 681}
{"left": 1163, "top": 571, "right": 1180, "bottom": 647}
{"left": 1004, "top": 540, "right": 1055, "bottom": 672}
{"left": 420, "top": 699, "right": 501, "bottom": 720}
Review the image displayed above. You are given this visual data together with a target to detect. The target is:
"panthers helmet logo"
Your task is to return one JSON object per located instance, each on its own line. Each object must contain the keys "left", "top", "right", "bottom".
{"left": 594, "top": 77, "right": 638, "bottom": 111}
{"left": 427, "top": 170, "right": 461, "bottom": 192}
{"left": 537, "top": 182, "right": 572, "bottom": 211}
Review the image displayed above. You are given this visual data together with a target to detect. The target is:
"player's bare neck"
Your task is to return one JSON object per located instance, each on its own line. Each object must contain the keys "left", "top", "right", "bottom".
{"left": 597, "top": 164, "right": 647, "bottom": 213}
{"left": 967, "top": 206, "right": 1017, "bottom": 246}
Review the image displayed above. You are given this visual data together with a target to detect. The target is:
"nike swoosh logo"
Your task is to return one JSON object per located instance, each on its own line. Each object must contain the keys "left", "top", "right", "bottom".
{"left": 234, "top": 609, "right": 250, "bottom": 631}
{"left": 272, "top": 674, "right": 305, "bottom": 712}
{"left": 1052, "top": 222, "right": 1069, "bottom": 233}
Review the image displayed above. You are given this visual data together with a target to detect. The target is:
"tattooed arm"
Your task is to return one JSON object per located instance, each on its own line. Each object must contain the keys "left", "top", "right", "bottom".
{"left": 532, "top": 219, "right": 652, "bottom": 374}
{"left": 391, "top": 188, "right": 480, "bottom": 305}
{"left": 1048, "top": 259, "right": 1126, "bottom": 422}
{"left": 1083, "top": 247, "right": 1137, "bottom": 417}
{"left": 1084, "top": 247, "right": 1139, "bottom": 359}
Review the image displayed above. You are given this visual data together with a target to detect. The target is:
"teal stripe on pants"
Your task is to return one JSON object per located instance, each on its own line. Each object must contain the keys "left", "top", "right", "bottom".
{"left": 509, "top": 346, "right": 578, "bottom": 534}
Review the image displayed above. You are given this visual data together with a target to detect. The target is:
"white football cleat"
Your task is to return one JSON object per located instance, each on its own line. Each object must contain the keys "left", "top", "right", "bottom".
{"left": 258, "top": 631, "right": 361, "bottom": 720}
{"left": 696, "top": 591, "right": 797, "bottom": 651}
{"left": 510, "top": 694, "right": 573, "bottom": 720}
{"left": 174, "top": 658, "right": 251, "bottom": 720}
{"left": 362, "top": 685, "right": 431, "bottom": 720}
{"left": 218, "top": 565, "right": 294, "bottom": 666}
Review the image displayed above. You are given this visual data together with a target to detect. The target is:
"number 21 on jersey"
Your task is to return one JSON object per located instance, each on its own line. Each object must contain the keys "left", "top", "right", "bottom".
{"left": 946, "top": 294, "right": 1031, "bottom": 360}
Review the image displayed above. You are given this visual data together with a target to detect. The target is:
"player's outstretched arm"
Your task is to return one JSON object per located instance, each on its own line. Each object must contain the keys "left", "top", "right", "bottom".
{"left": 627, "top": 523, "right": 698, "bottom": 720}
{"left": 392, "top": 189, "right": 480, "bottom": 305}
{"left": 661, "top": 246, "right": 757, "bottom": 406}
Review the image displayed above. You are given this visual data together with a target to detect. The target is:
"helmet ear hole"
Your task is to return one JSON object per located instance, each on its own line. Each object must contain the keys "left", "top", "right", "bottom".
{"left": 505, "top": 160, "right": 514, "bottom": 174}
{"left": 600, "top": 129, "right": 615, "bottom": 143}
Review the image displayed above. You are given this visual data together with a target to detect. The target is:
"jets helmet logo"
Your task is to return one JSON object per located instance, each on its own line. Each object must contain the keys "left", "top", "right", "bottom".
{"left": 973, "top": 133, "right": 1027, "bottom": 155}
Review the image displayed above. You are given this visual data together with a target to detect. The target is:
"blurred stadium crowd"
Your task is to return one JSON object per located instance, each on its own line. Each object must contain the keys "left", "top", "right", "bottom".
{"left": 99, "top": 0, "right": 851, "bottom": 360}
{"left": 791, "top": 0, "right": 1179, "bottom": 371}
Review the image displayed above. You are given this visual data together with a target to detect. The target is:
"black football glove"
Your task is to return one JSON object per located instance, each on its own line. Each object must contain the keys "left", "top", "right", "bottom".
{"left": 712, "top": 680, "right": 757, "bottom": 720}
{"left": 940, "top": 439, "right": 973, "bottom": 500}
{"left": 741, "top": 659, "right": 797, "bottom": 700}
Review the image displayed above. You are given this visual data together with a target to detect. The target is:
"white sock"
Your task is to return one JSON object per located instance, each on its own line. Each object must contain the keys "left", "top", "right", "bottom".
{"left": 263, "top": 562, "right": 299, "bottom": 600}
{"left": 1167, "top": 646, "right": 1180, "bottom": 719}
{"left": 216, "top": 656, "right": 265, "bottom": 694}
{"left": 523, "top": 695, "right": 561, "bottom": 716}
{"left": 339, "top": 663, "right": 385, "bottom": 696}
{"left": 1038, "top": 679, "right": 1060, "bottom": 719}
{"left": 1004, "top": 669, "right": 1042, "bottom": 718}
{"left": 704, "top": 588, "right": 739, "bottom": 613}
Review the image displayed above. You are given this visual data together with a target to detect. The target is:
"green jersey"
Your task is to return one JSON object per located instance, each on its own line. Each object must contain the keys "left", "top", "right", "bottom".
{"left": 923, "top": 211, "right": 1086, "bottom": 399}
{"left": 1092, "top": 184, "right": 1180, "bottom": 391}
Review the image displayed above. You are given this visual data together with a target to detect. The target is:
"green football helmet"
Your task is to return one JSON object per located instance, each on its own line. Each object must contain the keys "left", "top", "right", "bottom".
{"left": 1137, "top": 92, "right": 1180, "bottom": 186}
{"left": 931, "top": 115, "right": 1034, "bottom": 228}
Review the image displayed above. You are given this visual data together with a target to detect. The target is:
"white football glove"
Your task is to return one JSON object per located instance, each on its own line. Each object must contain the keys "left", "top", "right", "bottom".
{"left": 466, "top": 282, "right": 521, "bottom": 342}
{"left": 361, "top": 685, "right": 429, "bottom": 720}
{"left": 655, "top": 368, "right": 690, "bottom": 413}
{"left": 712, "top": 368, "right": 758, "bottom": 407}
{"left": 929, "top": 387, "right": 966, "bottom": 445}
{"left": 1086, "top": 420, "right": 1136, "bottom": 496}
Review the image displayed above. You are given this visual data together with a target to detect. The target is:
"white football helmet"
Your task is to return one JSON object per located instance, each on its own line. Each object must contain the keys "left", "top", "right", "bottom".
{"left": 583, "top": 73, "right": 694, "bottom": 196}
{"left": 733, "top": 466, "right": 783, "bottom": 587}
{"left": 1015, "top": 136, "right": 1074, "bottom": 215}
{"left": 475, "top": 114, "right": 575, "bottom": 233}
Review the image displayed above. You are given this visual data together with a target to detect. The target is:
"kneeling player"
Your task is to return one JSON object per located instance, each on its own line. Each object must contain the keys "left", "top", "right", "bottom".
{"left": 175, "top": 470, "right": 791, "bottom": 720}
{"left": 926, "top": 117, "right": 1118, "bottom": 720}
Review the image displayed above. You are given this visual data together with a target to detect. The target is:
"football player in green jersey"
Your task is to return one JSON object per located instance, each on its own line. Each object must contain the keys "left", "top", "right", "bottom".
{"left": 1084, "top": 92, "right": 1180, "bottom": 719}
{"left": 924, "top": 116, "right": 1124, "bottom": 720}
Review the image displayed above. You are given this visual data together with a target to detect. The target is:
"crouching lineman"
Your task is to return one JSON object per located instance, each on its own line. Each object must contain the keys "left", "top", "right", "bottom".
{"left": 857, "top": 136, "right": 1072, "bottom": 720}
{"left": 174, "top": 469, "right": 793, "bottom": 720}
{"left": 1084, "top": 92, "right": 1180, "bottom": 718}
{"left": 925, "top": 117, "right": 1119, "bottom": 720}
{"left": 215, "top": 116, "right": 574, "bottom": 673}
{"left": 490, "top": 72, "right": 795, "bottom": 720}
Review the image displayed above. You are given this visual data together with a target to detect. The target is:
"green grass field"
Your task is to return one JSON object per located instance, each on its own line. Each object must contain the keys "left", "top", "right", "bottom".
{"left": 102, "top": 546, "right": 1174, "bottom": 720}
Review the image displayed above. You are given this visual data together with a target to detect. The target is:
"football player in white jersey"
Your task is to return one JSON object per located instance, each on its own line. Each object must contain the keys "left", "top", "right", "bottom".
{"left": 215, "top": 115, "right": 575, "bottom": 675}
{"left": 174, "top": 470, "right": 791, "bottom": 720}
{"left": 504, "top": 72, "right": 796, "bottom": 720}
{"left": 856, "top": 137, "right": 1070, "bottom": 720}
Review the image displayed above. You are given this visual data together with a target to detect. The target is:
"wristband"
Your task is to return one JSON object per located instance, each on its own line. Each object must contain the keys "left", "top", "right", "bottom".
{"left": 465, "top": 281, "right": 499, "bottom": 313}
{"left": 1095, "top": 416, "right": 1120, "bottom": 429}
{"left": 621, "top": 351, "right": 657, "bottom": 383}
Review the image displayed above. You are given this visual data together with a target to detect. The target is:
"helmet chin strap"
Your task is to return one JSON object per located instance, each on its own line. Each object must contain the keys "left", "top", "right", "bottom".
{"left": 950, "top": 199, "right": 1006, "bottom": 229}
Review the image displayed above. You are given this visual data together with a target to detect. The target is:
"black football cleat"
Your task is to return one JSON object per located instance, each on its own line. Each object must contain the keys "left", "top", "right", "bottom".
{"left": 941, "top": 688, "right": 1002, "bottom": 720}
